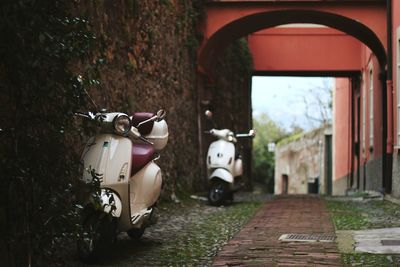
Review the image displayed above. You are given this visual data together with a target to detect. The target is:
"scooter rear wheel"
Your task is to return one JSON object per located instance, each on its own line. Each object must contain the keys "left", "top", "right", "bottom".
{"left": 208, "top": 180, "right": 229, "bottom": 206}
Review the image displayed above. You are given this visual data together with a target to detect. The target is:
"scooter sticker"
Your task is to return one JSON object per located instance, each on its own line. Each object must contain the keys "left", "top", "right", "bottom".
{"left": 103, "top": 141, "right": 109, "bottom": 147}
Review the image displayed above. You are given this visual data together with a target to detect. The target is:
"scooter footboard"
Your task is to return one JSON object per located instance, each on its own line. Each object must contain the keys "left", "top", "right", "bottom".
{"left": 129, "top": 162, "right": 162, "bottom": 225}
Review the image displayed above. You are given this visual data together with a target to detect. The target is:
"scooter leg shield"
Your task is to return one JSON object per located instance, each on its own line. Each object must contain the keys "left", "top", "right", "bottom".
{"left": 209, "top": 168, "right": 234, "bottom": 185}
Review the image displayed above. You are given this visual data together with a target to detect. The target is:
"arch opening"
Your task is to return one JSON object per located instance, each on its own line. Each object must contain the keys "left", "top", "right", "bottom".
{"left": 199, "top": 9, "right": 387, "bottom": 74}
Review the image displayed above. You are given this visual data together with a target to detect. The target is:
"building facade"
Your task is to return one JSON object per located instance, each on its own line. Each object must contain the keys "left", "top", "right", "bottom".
{"left": 274, "top": 127, "right": 332, "bottom": 195}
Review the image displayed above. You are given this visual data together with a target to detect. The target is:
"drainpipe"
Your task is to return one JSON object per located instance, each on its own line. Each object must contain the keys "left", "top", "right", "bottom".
{"left": 386, "top": 0, "right": 393, "bottom": 154}
{"left": 383, "top": 0, "right": 393, "bottom": 193}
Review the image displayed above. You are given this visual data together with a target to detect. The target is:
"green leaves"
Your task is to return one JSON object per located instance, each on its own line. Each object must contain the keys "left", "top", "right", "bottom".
{"left": 0, "top": 1, "right": 101, "bottom": 265}
{"left": 252, "top": 114, "right": 287, "bottom": 191}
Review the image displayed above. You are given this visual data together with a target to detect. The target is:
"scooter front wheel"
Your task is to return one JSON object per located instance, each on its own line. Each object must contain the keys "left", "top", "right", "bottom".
{"left": 127, "top": 227, "right": 145, "bottom": 239}
{"left": 77, "top": 210, "right": 117, "bottom": 263}
{"left": 208, "top": 180, "right": 229, "bottom": 206}
{"left": 6, "top": 179, "right": 31, "bottom": 267}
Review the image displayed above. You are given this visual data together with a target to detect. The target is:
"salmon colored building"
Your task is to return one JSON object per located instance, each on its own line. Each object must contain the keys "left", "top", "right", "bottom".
{"left": 198, "top": 0, "right": 400, "bottom": 196}
{"left": 390, "top": 0, "right": 400, "bottom": 197}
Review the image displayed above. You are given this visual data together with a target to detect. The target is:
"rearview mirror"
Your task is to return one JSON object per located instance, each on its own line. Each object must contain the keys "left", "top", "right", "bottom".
{"left": 249, "top": 129, "right": 255, "bottom": 137}
{"left": 205, "top": 110, "right": 213, "bottom": 119}
{"left": 156, "top": 109, "right": 166, "bottom": 121}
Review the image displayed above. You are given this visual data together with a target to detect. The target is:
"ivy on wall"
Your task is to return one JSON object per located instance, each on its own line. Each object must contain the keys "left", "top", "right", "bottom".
{"left": 0, "top": 0, "right": 101, "bottom": 265}
{"left": 0, "top": 0, "right": 206, "bottom": 265}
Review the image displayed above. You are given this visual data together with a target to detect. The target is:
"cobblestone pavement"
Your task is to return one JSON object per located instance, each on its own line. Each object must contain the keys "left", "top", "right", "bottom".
{"left": 212, "top": 195, "right": 342, "bottom": 267}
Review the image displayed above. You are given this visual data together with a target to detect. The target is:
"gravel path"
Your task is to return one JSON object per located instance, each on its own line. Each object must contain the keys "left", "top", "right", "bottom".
{"left": 66, "top": 192, "right": 271, "bottom": 266}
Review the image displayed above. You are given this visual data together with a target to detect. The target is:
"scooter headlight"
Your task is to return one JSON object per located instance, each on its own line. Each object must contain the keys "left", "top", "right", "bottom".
{"left": 113, "top": 114, "right": 131, "bottom": 135}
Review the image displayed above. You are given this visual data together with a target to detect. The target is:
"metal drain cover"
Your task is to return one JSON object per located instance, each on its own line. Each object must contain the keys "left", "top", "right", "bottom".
{"left": 279, "top": 233, "right": 336, "bottom": 242}
{"left": 381, "top": 240, "right": 400, "bottom": 246}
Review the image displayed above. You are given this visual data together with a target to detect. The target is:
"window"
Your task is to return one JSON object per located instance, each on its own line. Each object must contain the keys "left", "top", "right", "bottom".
{"left": 369, "top": 65, "right": 374, "bottom": 149}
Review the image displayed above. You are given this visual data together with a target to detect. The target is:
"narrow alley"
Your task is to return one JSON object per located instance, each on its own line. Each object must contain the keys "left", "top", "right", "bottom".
{"left": 2, "top": 0, "right": 400, "bottom": 266}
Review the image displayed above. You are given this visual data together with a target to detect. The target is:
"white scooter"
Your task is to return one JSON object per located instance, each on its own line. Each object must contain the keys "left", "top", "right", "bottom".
{"left": 76, "top": 109, "right": 168, "bottom": 261}
{"left": 204, "top": 111, "right": 255, "bottom": 206}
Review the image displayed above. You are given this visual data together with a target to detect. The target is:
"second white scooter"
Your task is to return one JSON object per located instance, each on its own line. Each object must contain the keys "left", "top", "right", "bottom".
{"left": 204, "top": 111, "right": 255, "bottom": 206}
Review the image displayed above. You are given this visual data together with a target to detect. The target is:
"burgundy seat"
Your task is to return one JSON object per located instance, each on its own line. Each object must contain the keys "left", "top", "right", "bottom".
{"left": 131, "top": 143, "right": 155, "bottom": 176}
{"left": 131, "top": 112, "right": 154, "bottom": 135}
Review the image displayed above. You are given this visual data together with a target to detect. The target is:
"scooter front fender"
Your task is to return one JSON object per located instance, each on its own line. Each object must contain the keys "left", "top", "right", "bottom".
{"left": 209, "top": 168, "right": 233, "bottom": 184}
{"left": 100, "top": 189, "right": 122, "bottom": 217}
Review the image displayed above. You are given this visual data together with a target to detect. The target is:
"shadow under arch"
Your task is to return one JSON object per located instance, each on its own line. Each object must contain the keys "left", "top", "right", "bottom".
{"left": 199, "top": 9, "right": 387, "bottom": 75}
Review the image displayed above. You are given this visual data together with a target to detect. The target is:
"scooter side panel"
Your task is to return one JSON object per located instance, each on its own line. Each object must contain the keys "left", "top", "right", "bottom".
{"left": 206, "top": 140, "right": 235, "bottom": 174}
{"left": 209, "top": 168, "right": 234, "bottom": 184}
{"left": 129, "top": 162, "right": 162, "bottom": 227}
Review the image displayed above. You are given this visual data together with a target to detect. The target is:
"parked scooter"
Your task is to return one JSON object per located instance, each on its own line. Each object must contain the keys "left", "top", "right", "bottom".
{"left": 204, "top": 110, "right": 255, "bottom": 206}
{"left": 76, "top": 109, "right": 168, "bottom": 261}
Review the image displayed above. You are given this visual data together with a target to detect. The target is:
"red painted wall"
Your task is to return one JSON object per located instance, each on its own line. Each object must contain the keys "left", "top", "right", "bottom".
{"left": 359, "top": 45, "right": 383, "bottom": 161}
{"left": 204, "top": 3, "right": 387, "bottom": 45}
{"left": 200, "top": 1, "right": 387, "bottom": 78}
{"left": 248, "top": 27, "right": 362, "bottom": 72}
{"left": 334, "top": 78, "right": 352, "bottom": 181}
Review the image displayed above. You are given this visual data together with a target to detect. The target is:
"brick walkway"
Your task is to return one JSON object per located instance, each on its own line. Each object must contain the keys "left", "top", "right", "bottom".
{"left": 212, "top": 195, "right": 342, "bottom": 266}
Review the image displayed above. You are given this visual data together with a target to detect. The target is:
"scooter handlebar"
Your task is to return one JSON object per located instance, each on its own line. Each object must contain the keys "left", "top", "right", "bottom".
{"left": 74, "top": 111, "right": 96, "bottom": 120}
{"left": 129, "top": 126, "right": 154, "bottom": 145}
{"left": 236, "top": 129, "right": 256, "bottom": 138}
{"left": 236, "top": 133, "right": 251, "bottom": 138}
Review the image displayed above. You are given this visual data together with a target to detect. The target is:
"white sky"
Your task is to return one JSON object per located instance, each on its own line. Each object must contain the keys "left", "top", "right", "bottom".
{"left": 251, "top": 76, "right": 333, "bottom": 132}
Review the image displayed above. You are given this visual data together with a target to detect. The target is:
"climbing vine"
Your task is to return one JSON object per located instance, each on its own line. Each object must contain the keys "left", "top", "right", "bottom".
{"left": 0, "top": 0, "right": 102, "bottom": 265}
{"left": 0, "top": 0, "right": 206, "bottom": 265}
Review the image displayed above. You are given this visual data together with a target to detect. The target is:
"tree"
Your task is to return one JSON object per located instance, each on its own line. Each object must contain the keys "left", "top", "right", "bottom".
{"left": 252, "top": 113, "right": 287, "bottom": 192}
{"left": 301, "top": 78, "right": 333, "bottom": 128}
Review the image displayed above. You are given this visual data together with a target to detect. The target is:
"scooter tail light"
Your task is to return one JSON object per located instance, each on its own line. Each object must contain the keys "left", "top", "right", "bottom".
{"left": 228, "top": 157, "right": 232, "bottom": 165}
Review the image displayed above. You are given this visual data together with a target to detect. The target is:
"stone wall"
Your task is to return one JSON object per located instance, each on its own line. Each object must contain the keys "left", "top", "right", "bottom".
{"left": 365, "top": 157, "right": 383, "bottom": 191}
{"left": 73, "top": 0, "right": 204, "bottom": 195}
{"left": 79, "top": 2, "right": 254, "bottom": 193}
{"left": 392, "top": 151, "right": 400, "bottom": 197}
{"left": 0, "top": 0, "right": 253, "bottom": 197}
